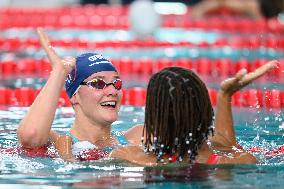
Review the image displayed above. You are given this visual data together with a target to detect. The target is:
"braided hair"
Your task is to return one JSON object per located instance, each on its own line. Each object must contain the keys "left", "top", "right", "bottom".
{"left": 143, "top": 67, "right": 214, "bottom": 163}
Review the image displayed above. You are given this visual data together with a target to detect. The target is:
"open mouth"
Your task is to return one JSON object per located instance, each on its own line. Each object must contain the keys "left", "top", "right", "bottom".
{"left": 100, "top": 101, "right": 117, "bottom": 108}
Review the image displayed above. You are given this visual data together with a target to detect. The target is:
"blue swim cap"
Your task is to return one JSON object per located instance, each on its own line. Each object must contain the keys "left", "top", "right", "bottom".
{"left": 65, "top": 53, "right": 117, "bottom": 98}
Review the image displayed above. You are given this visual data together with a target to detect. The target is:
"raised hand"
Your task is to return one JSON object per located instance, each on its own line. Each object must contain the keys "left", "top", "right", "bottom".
{"left": 37, "top": 27, "right": 75, "bottom": 75}
{"left": 17, "top": 28, "right": 77, "bottom": 148}
{"left": 220, "top": 60, "right": 278, "bottom": 96}
{"left": 212, "top": 60, "right": 278, "bottom": 148}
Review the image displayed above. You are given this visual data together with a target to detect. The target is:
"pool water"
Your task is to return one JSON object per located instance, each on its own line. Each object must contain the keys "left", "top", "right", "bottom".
{"left": 0, "top": 105, "right": 283, "bottom": 189}
{"left": 0, "top": 9, "right": 283, "bottom": 188}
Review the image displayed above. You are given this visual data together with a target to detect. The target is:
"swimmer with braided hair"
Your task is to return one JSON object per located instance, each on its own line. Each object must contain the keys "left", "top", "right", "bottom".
{"left": 144, "top": 67, "right": 214, "bottom": 162}
{"left": 110, "top": 61, "right": 278, "bottom": 165}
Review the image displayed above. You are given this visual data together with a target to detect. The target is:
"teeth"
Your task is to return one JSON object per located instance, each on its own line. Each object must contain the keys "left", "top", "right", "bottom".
{"left": 101, "top": 101, "right": 116, "bottom": 106}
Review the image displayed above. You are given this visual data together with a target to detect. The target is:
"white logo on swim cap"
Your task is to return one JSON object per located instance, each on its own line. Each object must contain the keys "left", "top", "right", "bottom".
{"left": 88, "top": 54, "right": 113, "bottom": 67}
{"left": 88, "top": 54, "right": 104, "bottom": 61}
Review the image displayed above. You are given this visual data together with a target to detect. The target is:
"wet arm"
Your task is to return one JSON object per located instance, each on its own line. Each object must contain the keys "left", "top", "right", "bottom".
{"left": 17, "top": 69, "right": 68, "bottom": 147}
{"left": 17, "top": 28, "right": 75, "bottom": 148}
{"left": 110, "top": 145, "right": 157, "bottom": 166}
{"left": 191, "top": 0, "right": 262, "bottom": 19}
{"left": 124, "top": 124, "right": 144, "bottom": 145}
{"left": 191, "top": 0, "right": 222, "bottom": 18}
{"left": 223, "top": 0, "right": 262, "bottom": 19}
{"left": 217, "top": 151, "right": 257, "bottom": 164}
{"left": 212, "top": 90, "right": 236, "bottom": 147}
{"left": 211, "top": 60, "right": 278, "bottom": 148}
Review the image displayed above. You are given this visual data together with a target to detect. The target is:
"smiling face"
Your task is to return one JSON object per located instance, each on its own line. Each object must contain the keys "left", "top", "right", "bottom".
{"left": 72, "top": 71, "right": 123, "bottom": 126}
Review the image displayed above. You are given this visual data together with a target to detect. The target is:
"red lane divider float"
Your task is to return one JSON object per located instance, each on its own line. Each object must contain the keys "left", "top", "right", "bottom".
{"left": 0, "top": 58, "right": 51, "bottom": 76}
{"left": 1, "top": 37, "right": 284, "bottom": 51}
{"left": 1, "top": 58, "right": 283, "bottom": 80}
{"left": 0, "top": 87, "right": 283, "bottom": 108}
{"left": 1, "top": 144, "right": 284, "bottom": 160}
{"left": 265, "top": 90, "right": 282, "bottom": 109}
{"left": 247, "top": 145, "right": 284, "bottom": 158}
{"left": 232, "top": 89, "right": 284, "bottom": 109}
{"left": 125, "top": 87, "right": 147, "bottom": 106}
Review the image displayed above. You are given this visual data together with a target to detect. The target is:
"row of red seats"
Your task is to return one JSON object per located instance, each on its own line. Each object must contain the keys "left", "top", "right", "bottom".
{"left": 0, "top": 15, "right": 128, "bottom": 29}
{"left": 0, "top": 87, "right": 283, "bottom": 108}
{"left": 0, "top": 7, "right": 283, "bottom": 33}
{"left": 0, "top": 58, "right": 283, "bottom": 79}
{"left": 1, "top": 37, "right": 284, "bottom": 51}
{"left": 163, "top": 16, "right": 283, "bottom": 33}
{"left": 0, "top": 5, "right": 128, "bottom": 16}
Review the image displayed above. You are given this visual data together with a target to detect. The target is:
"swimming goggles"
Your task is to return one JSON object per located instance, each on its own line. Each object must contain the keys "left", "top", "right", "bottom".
{"left": 80, "top": 78, "right": 122, "bottom": 90}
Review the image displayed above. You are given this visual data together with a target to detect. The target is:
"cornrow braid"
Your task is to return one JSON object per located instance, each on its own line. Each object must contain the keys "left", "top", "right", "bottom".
{"left": 143, "top": 67, "right": 214, "bottom": 163}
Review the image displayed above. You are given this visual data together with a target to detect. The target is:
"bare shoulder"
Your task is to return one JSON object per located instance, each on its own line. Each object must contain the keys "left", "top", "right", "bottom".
{"left": 124, "top": 124, "right": 144, "bottom": 145}
{"left": 49, "top": 131, "right": 73, "bottom": 148}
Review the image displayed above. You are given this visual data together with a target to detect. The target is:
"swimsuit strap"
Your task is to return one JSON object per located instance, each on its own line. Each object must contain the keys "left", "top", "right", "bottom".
{"left": 112, "top": 131, "right": 129, "bottom": 145}
{"left": 98, "top": 132, "right": 129, "bottom": 153}
{"left": 207, "top": 153, "right": 220, "bottom": 164}
{"left": 66, "top": 131, "right": 79, "bottom": 143}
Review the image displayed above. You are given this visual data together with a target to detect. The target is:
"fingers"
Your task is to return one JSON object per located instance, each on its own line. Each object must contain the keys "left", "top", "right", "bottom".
{"left": 37, "top": 27, "right": 50, "bottom": 50}
{"left": 232, "top": 68, "right": 247, "bottom": 86}
{"left": 37, "top": 27, "right": 60, "bottom": 63}
{"left": 219, "top": 60, "right": 278, "bottom": 95}
{"left": 37, "top": 28, "right": 76, "bottom": 75}
{"left": 234, "top": 69, "right": 248, "bottom": 81}
{"left": 220, "top": 69, "right": 247, "bottom": 90}
{"left": 240, "top": 60, "right": 278, "bottom": 84}
{"left": 62, "top": 56, "right": 76, "bottom": 69}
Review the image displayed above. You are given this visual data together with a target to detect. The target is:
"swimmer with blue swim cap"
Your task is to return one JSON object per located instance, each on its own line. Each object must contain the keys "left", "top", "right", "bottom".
{"left": 17, "top": 28, "right": 131, "bottom": 161}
